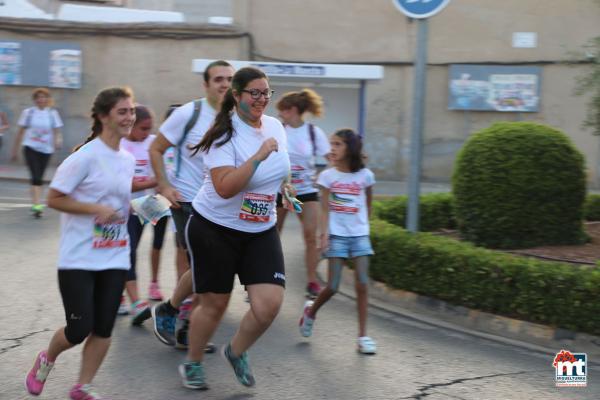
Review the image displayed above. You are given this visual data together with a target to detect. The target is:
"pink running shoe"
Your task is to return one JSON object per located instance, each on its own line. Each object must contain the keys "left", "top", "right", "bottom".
{"left": 306, "top": 281, "right": 321, "bottom": 299}
{"left": 148, "top": 281, "right": 163, "bottom": 301}
{"left": 69, "top": 384, "right": 105, "bottom": 400}
{"left": 25, "top": 350, "right": 54, "bottom": 395}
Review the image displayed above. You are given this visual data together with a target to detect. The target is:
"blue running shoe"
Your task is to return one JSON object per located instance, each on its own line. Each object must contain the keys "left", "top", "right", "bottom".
{"left": 151, "top": 302, "right": 176, "bottom": 346}
{"left": 221, "top": 343, "right": 255, "bottom": 387}
{"left": 178, "top": 361, "right": 208, "bottom": 390}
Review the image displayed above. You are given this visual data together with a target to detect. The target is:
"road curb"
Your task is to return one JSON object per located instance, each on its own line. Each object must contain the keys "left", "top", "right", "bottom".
{"left": 317, "top": 261, "right": 600, "bottom": 360}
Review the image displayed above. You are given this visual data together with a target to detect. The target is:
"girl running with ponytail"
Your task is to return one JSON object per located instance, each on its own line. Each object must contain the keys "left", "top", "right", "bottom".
{"left": 276, "top": 88, "right": 330, "bottom": 299}
{"left": 25, "top": 87, "right": 137, "bottom": 400}
{"left": 179, "top": 67, "right": 291, "bottom": 390}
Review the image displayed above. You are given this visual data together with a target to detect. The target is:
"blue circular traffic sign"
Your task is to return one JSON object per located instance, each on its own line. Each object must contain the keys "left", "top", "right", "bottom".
{"left": 392, "top": 0, "right": 451, "bottom": 19}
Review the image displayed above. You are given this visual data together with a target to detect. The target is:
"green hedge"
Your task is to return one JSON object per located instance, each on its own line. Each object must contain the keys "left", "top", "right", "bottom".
{"left": 374, "top": 193, "right": 600, "bottom": 231}
{"left": 372, "top": 193, "right": 456, "bottom": 231}
{"left": 453, "top": 122, "right": 586, "bottom": 249}
{"left": 370, "top": 218, "right": 600, "bottom": 334}
{"left": 584, "top": 194, "right": 600, "bottom": 221}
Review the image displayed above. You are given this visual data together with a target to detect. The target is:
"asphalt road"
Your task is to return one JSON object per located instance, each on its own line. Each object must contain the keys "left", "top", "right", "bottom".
{"left": 0, "top": 181, "right": 597, "bottom": 400}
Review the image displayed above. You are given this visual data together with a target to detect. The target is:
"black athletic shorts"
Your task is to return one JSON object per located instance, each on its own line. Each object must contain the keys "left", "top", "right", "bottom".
{"left": 276, "top": 191, "right": 319, "bottom": 208}
{"left": 186, "top": 210, "right": 286, "bottom": 294}
{"left": 171, "top": 201, "right": 192, "bottom": 249}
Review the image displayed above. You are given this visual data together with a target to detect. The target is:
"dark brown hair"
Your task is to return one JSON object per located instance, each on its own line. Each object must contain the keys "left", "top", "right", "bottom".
{"left": 203, "top": 60, "right": 233, "bottom": 83}
{"left": 333, "top": 128, "right": 365, "bottom": 173}
{"left": 191, "top": 67, "right": 267, "bottom": 154}
{"left": 73, "top": 86, "right": 134, "bottom": 152}
{"left": 134, "top": 104, "right": 153, "bottom": 126}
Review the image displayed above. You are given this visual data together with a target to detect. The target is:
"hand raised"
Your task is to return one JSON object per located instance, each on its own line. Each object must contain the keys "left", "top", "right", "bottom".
{"left": 255, "top": 138, "right": 278, "bottom": 161}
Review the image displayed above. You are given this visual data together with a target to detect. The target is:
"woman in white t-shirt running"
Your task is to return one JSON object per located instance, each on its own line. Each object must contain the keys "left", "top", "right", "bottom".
{"left": 298, "top": 128, "right": 378, "bottom": 355}
{"left": 179, "top": 67, "right": 290, "bottom": 390}
{"left": 11, "top": 88, "right": 64, "bottom": 217}
{"left": 25, "top": 87, "right": 137, "bottom": 400}
{"left": 275, "top": 89, "right": 330, "bottom": 299}
{"left": 119, "top": 104, "right": 169, "bottom": 324}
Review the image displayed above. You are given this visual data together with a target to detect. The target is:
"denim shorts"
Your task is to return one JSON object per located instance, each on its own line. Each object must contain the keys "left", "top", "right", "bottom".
{"left": 324, "top": 235, "right": 374, "bottom": 259}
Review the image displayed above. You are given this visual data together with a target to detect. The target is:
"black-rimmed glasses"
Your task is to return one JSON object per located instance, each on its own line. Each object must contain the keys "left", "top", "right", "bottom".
{"left": 241, "top": 89, "right": 275, "bottom": 99}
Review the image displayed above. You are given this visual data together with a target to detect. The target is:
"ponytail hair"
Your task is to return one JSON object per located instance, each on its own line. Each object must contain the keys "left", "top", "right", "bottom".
{"left": 190, "top": 66, "right": 267, "bottom": 155}
{"left": 333, "top": 128, "right": 365, "bottom": 173}
{"left": 276, "top": 88, "right": 323, "bottom": 117}
{"left": 73, "top": 86, "right": 134, "bottom": 152}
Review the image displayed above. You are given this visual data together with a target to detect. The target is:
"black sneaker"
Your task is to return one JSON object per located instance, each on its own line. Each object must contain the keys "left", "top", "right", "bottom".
{"left": 178, "top": 361, "right": 208, "bottom": 390}
{"left": 151, "top": 302, "right": 176, "bottom": 346}
{"left": 174, "top": 319, "right": 217, "bottom": 353}
{"left": 221, "top": 343, "right": 255, "bottom": 387}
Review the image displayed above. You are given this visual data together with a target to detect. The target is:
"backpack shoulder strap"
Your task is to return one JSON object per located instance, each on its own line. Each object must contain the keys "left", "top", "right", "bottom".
{"left": 49, "top": 108, "right": 57, "bottom": 129}
{"left": 175, "top": 99, "right": 202, "bottom": 177}
{"left": 24, "top": 107, "right": 35, "bottom": 128}
{"left": 308, "top": 123, "right": 316, "bottom": 156}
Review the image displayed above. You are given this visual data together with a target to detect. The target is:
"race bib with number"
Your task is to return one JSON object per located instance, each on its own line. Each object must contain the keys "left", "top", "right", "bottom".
{"left": 133, "top": 159, "right": 151, "bottom": 183}
{"left": 92, "top": 218, "right": 128, "bottom": 248}
{"left": 290, "top": 165, "right": 305, "bottom": 185}
{"left": 239, "top": 193, "right": 274, "bottom": 222}
{"left": 30, "top": 128, "right": 50, "bottom": 144}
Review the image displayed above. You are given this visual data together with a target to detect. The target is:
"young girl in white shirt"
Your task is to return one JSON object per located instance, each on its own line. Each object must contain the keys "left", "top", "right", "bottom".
{"left": 298, "top": 128, "right": 378, "bottom": 355}
{"left": 119, "top": 104, "right": 167, "bottom": 324}
{"left": 275, "top": 88, "right": 331, "bottom": 299}
{"left": 25, "top": 87, "right": 137, "bottom": 400}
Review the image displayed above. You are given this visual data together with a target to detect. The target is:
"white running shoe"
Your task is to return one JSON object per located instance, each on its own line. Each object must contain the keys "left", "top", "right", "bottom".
{"left": 117, "top": 296, "right": 129, "bottom": 315}
{"left": 298, "top": 300, "right": 315, "bottom": 337}
{"left": 357, "top": 336, "right": 377, "bottom": 355}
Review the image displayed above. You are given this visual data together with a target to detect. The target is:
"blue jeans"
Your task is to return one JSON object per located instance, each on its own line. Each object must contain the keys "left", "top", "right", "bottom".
{"left": 324, "top": 235, "right": 374, "bottom": 259}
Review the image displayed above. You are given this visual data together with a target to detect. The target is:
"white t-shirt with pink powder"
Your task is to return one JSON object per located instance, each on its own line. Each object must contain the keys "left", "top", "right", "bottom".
{"left": 317, "top": 167, "right": 375, "bottom": 237}
{"left": 120, "top": 135, "right": 156, "bottom": 199}
{"left": 285, "top": 123, "right": 330, "bottom": 195}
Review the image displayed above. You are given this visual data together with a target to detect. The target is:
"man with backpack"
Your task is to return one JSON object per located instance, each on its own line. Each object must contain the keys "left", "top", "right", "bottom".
{"left": 149, "top": 60, "right": 234, "bottom": 349}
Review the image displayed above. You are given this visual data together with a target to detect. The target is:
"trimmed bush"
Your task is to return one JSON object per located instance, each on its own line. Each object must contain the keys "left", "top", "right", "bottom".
{"left": 372, "top": 193, "right": 456, "bottom": 231}
{"left": 370, "top": 219, "right": 600, "bottom": 334}
{"left": 584, "top": 194, "right": 600, "bottom": 221}
{"left": 453, "top": 122, "right": 587, "bottom": 249}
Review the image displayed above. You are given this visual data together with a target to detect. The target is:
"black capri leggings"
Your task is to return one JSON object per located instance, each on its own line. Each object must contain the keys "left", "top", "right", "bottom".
{"left": 23, "top": 146, "right": 51, "bottom": 186}
{"left": 58, "top": 269, "right": 127, "bottom": 345}
{"left": 126, "top": 214, "right": 168, "bottom": 281}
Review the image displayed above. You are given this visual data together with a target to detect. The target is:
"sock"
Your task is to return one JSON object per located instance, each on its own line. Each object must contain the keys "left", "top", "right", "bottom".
{"left": 165, "top": 300, "right": 179, "bottom": 315}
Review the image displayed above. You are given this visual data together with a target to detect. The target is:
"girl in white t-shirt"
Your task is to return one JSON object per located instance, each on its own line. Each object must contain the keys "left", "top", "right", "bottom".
{"left": 298, "top": 128, "right": 378, "bottom": 355}
{"left": 119, "top": 104, "right": 168, "bottom": 325}
{"left": 179, "top": 67, "right": 291, "bottom": 390}
{"left": 25, "top": 87, "right": 137, "bottom": 400}
{"left": 11, "top": 88, "right": 64, "bottom": 217}
{"left": 275, "top": 88, "right": 331, "bottom": 299}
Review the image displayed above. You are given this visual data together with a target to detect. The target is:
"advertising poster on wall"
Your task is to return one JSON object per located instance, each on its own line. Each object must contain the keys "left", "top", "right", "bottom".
{"left": 448, "top": 64, "right": 541, "bottom": 112}
{"left": 49, "top": 49, "right": 82, "bottom": 89}
{"left": 0, "top": 42, "right": 22, "bottom": 85}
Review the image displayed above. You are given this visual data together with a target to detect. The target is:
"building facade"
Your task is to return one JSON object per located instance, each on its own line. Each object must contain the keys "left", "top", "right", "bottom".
{"left": 1, "top": 0, "right": 599, "bottom": 185}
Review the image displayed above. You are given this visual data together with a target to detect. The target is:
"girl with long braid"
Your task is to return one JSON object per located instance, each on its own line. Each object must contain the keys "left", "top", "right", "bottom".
{"left": 25, "top": 87, "right": 137, "bottom": 400}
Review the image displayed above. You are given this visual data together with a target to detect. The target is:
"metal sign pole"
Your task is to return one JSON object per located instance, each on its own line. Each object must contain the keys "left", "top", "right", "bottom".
{"left": 406, "top": 18, "right": 429, "bottom": 232}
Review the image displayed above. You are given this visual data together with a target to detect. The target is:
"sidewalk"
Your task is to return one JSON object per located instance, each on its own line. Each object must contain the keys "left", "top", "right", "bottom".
{"left": 317, "top": 262, "right": 600, "bottom": 361}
